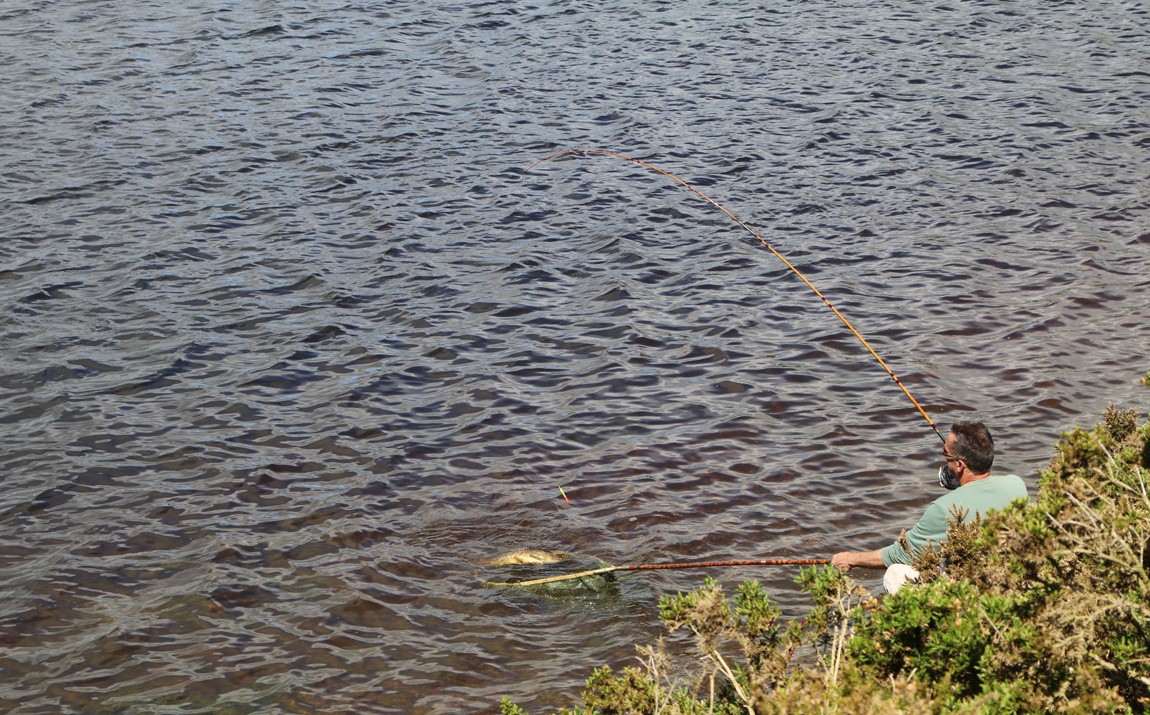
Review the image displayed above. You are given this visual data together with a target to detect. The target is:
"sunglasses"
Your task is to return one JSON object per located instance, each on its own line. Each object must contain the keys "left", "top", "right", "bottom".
{"left": 942, "top": 450, "right": 963, "bottom": 464}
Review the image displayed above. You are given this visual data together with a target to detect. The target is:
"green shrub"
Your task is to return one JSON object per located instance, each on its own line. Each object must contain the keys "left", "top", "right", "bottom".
{"left": 851, "top": 579, "right": 997, "bottom": 696}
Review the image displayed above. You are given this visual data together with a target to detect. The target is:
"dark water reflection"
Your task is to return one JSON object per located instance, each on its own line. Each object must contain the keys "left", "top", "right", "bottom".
{"left": 1, "top": 0, "right": 1148, "bottom": 712}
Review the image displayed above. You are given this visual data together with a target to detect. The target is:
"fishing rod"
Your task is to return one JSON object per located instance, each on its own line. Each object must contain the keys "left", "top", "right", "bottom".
{"left": 479, "top": 557, "right": 831, "bottom": 588}
{"left": 529, "top": 149, "right": 945, "bottom": 444}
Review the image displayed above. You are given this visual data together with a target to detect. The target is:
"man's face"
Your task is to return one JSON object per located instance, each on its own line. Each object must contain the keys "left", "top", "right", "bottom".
{"left": 943, "top": 434, "right": 959, "bottom": 468}
{"left": 940, "top": 433, "right": 964, "bottom": 488}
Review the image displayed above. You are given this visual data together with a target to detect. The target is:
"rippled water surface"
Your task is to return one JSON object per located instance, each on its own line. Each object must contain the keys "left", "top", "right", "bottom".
{"left": 2, "top": 0, "right": 1149, "bottom": 712}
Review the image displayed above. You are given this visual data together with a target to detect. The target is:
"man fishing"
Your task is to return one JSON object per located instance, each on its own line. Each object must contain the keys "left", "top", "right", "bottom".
{"left": 830, "top": 421, "right": 1028, "bottom": 595}
{"left": 534, "top": 153, "right": 1026, "bottom": 595}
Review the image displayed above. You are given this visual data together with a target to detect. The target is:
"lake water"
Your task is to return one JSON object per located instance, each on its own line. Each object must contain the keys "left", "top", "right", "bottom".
{"left": 1, "top": 1, "right": 1148, "bottom": 712}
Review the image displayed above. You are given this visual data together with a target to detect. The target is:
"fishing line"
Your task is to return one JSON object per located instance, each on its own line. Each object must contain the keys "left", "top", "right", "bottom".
{"left": 529, "top": 149, "right": 945, "bottom": 444}
{"left": 478, "top": 557, "right": 831, "bottom": 588}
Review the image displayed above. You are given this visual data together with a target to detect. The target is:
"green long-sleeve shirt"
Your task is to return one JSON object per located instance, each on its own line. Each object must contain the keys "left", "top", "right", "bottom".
{"left": 880, "top": 474, "right": 1029, "bottom": 567}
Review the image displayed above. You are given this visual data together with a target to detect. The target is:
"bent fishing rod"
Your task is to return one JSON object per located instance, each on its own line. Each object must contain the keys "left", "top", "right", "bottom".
{"left": 479, "top": 557, "right": 831, "bottom": 588}
{"left": 529, "top": 149, "right": 945, "bottom": 445}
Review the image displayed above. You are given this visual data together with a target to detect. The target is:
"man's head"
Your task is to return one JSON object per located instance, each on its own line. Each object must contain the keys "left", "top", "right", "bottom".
{"left": 946, "top": 421, "right": 995, "bottom": 475}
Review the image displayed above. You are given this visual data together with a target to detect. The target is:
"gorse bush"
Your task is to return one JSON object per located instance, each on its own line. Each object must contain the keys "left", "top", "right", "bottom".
{"left": 502, "top": 399, "right": 1150, "bottom": 714}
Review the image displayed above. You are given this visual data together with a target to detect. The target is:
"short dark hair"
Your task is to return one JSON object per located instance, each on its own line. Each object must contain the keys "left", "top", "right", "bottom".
{"left": 950, "top": 421, "right": 994, "bottom": 473}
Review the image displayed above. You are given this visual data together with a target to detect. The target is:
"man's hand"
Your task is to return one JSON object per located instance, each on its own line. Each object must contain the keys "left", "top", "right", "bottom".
{"left": 830, "top": 549, "right": 885, "bottom": 572}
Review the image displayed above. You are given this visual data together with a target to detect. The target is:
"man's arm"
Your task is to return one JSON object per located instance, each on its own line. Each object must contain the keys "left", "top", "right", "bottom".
{"left": 834, "top": 500, "right": 951, "bottom": 572}
{"left": 831, "top": 549, "right": 885, "bottom": 572}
